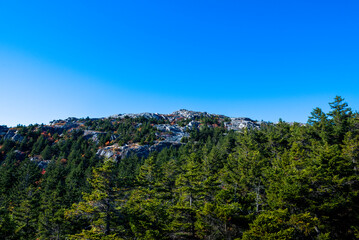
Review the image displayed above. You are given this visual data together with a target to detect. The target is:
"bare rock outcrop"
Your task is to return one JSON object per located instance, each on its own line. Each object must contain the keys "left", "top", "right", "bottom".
{"left": 3, "top": 130, "right": 24, "bottom": 142}
{"left": 224, "top": 118, "right": 260, "bottom": 130}
{"left": 96, "top": 140, "right": 183, "bottom": 161}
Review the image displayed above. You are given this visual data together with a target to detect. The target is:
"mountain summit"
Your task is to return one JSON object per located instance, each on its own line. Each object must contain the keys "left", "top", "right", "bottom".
{"left": 0, "top": 109, "right": 260, "bottom": 164}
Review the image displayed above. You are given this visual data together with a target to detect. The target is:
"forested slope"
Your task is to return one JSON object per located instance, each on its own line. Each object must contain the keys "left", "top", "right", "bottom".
{"left": 0, "top": 96, "right": 358, "bottom": 239}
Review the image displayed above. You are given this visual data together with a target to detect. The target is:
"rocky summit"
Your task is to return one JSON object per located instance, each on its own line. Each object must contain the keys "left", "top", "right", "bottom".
{"left": 0, "top": 109, "right": 261, "bottom": 165}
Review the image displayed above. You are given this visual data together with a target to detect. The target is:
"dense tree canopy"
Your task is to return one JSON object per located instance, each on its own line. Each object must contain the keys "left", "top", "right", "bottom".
{"left": 0, "top": 96, "right": 358, "bottom": 239}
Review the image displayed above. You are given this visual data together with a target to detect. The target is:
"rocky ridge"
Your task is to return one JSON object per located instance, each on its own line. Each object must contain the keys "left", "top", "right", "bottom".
{"left": 1, "top": 109, "right": 261, "bottom": 163}
{"left": 96, "top": 109, "right": 260, "bottom": 160}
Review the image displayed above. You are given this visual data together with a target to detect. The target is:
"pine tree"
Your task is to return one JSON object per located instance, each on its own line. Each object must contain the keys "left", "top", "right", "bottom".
{"left": 126, "top": 157, "right": 170, "bottom": 239}
{"left": 242, "top": 209, "right": 321, "bottom": 239}
{"left": 0, "top": 151, "right": 20, "bottom": 198}
{"left": 342, "top": 131, "right": 359, "bottom": 175}
{"left": 38, "top": 186, "right": 70, "bottom": 240}
{"left": 0, "top": 206, "right": 16, "bottom": 240}
{"left": 11, "top": 186, "right": 40, "bottom": 240}
{"left": 169, "top": 153, "right": 204, "bottom": 239}
{"left": 328, "top": 96, "right": 352, "bottom": 143}
{"left": 65, "top": 159, "right": 125, "bottom": 239}
{"left": 41, "top": 145, "right": 52, "bottom": 160}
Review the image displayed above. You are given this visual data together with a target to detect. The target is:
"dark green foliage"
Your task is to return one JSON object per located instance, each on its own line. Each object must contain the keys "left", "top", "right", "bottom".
{"left": 0, "top": 206, "right": 16, "bottom": 240}
{"left": 0, "top": 96, "right": 359, "bottom": 239}
{"left": 11, "top": 186, "right": 40, "bottom": 240}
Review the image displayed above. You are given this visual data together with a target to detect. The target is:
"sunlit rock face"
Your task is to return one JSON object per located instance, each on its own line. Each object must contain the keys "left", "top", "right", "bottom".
{"left": 224, "top": 118, "right": 260, "bottom": 131}
{"left": 3, "top": 129, "right": 24, "bottom": 142}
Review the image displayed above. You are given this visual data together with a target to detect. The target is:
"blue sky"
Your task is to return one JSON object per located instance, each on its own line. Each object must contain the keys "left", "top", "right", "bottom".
{"left": 1, "top": 1, "right": 358, "bottom": 126}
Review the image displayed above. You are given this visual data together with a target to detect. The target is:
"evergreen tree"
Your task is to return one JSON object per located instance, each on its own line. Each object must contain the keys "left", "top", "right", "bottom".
{"left": 11, "top": 186, "right": 40, "bottom": 240}
{"left": 170, "top": 153, "right": 204, "bottom": 239}
{"left": 65, "top": 159, "right": 125, "bottom": 239}
{"left": 126, "top": 157, "right": 170, "bottom": 239}
{"left": 328, "top": 96, "right": 352, "bottom": 143}
{"left": 0, "top": 207, "right": 16, "bottom": 240}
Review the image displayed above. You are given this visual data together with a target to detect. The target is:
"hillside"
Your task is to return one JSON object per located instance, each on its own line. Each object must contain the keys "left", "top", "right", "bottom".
{"left": 0, "top": 97, "right": 358, "bottom": 239}
{"left": 0, "top": 109, "right": 260, "bottom": 167}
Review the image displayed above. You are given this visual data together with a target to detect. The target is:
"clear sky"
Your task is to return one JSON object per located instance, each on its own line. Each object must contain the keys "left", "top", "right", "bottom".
{"left": 1, "top": 1, "right": 358, "bottom": 126}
